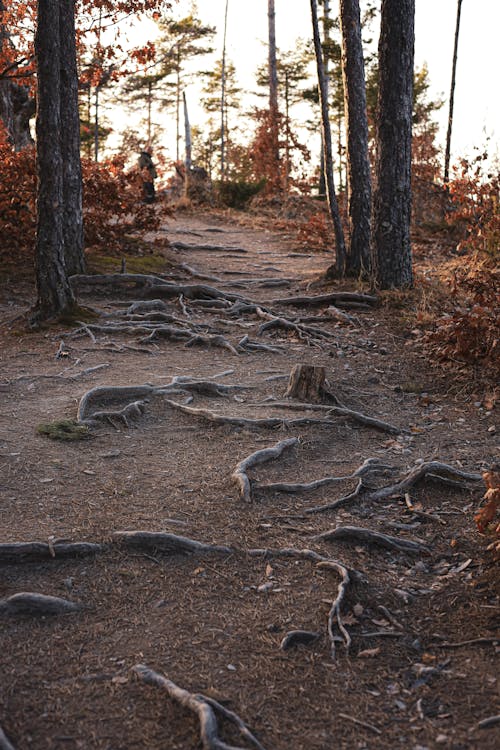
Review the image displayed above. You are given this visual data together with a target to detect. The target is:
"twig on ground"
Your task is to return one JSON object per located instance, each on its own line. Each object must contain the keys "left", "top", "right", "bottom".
{"left": 132, "top": 664, "right": 267, "bottom": 750}
{"left": 338, "top": 713, "right": 381, "bottom": 735}
{"left": 232, "top": 438, "right": 298, "bottom": 502}
{"left": 428, "top": 637, "right": 499, "bottom": 650}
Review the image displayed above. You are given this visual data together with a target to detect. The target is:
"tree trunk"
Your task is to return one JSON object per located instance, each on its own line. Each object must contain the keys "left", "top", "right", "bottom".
{"left": 267, "top": 0, "right": 280, "bottom": 188}
{"left": 32, "top": 0, "right": 75, "bottom": 323}
{"left": 372, "top": 0, "right": 415, "bottom": 289}
{"left": 220, "top": 0, "right": 229, "bottom": 180}
{"left": 340, "top": 0, "right": 372, "bottom": 277}
{"left": 444, "top": 0, "right": 463, "bottom": 184}
{"left": 285, "top": 364, "right": 326, "bottom": 403}
{"left": 310, "top": 0, "right": 346, "bottom": 276}
{"left": 317, "top": 0, "right": 330, "bottom": 197}
{"left": 60, "top": 0, "right": 85, "bottom": 276}
{"left": 0, "top": 0, "right": 35, "bottom": 150}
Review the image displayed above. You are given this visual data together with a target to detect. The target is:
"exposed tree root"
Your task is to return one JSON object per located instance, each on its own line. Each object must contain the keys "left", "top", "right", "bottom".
{"left": 71, "top": 273, "right": 245, "bottom": 304}
{"left": 248, "top": 547, "right": 352, "bottom": 657}
{"left": 0, "top": 541, "right": 103, "bottom": 563}
{"left": 113, "top": 531, "right": 232, "bottom": 556}
{"left": 257, "top": 314, "right": 335, "bottom": 345}
{"left": 237, "top": 336, "right": 285, "bottom": 354}
{"left": 180, "top": 263, "right": 222, "bottom": 282}
{"left": 232, "top": 438, "right": 299, "bottom": 502}
{"left": 163, "top": 400, "right": 341, "bottom": 430}
{"left": 251, "top": 399, "right": 403, "bottom": 434}
{"left": 0, "top": 592, "right": 82, "bottom": 616}
{"left": 171, "top": 241, "right": 248, "bottom": 254}
{"left": 280, "top": 630, "right": 320, "bottom": 650}
{"left": 314, "top": 526, "right": 430, "bottom": 555}
{"left": 132, "top": 664, "right": 267, "bottom": 750}
{"left": 269, "top": 291, "right": 377, "bottom": 308}
{"left": 368, "top": 461, "right": 482, "bottom": 500}
{"left": 0, "top": 725, "right": 16, "bottom": 750}
{"left": 260, "top": 457, "right": 393, "bottom": 496}
{"left": 76, "top": 378, "right": 253, "bottom": 429}
{"left": 184, "top": 334, "right": 239, "bottom": 355}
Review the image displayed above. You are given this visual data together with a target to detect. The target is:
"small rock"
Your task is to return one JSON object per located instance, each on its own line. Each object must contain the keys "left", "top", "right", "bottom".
{"left": 487, "top": 425, "right": 496, "bottom": 434}
{"left": 435, "top": 735, "right": 448, "bottom": 745}
{"left": 227, "top": 664, "right": 236, "bottom": 671}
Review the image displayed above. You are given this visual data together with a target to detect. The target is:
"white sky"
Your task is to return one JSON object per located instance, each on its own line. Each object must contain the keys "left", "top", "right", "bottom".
{"left": 126, "top": 0, "right": 499, "bottom": 166}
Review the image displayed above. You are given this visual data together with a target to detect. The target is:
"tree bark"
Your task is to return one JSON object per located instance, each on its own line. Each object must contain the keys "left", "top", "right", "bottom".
{"left": 32, "top": 0, "right": 76, "bottom": 323}
{"left": 444, "top": 0, "right": 463, "bottom": 184}
{"left": 310, "top": 0, "right": 346, "bottom": 275}
{"left": 268, "top": 0, "right": 280, "bottom": 187}
{"left": 285, "top": 364, "right": 326, "bottom": 403}
{"left": 372, "top": 0, "right": 415, "bottom": 289}
{"left": 339, "top": 0, "right": 372, "bottom": 276}
{"left": 60, "top": 0, "right": 85, "bottom": 276}
{"left": 0, "top": 0, "right": 35, "bottom": 150}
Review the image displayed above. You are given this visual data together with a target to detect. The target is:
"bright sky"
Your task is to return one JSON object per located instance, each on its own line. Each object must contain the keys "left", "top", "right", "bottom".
{"left": 128, "top": 0, "right": 499, "bottom": 166}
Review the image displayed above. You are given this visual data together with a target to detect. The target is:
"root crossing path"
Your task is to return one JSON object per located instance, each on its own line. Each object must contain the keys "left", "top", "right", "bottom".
{"left": 0, "top": 213, "right": 497, "bottom": 750}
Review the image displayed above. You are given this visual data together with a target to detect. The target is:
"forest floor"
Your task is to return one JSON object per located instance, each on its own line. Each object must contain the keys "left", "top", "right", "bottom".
{"left": 0, "top": 209, "right": 498, "bottom": 750}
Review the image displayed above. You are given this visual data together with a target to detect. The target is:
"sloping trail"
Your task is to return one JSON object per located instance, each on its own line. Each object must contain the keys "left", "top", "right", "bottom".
{"left": 0, "top": 212, "right": 498, "bottom": 750}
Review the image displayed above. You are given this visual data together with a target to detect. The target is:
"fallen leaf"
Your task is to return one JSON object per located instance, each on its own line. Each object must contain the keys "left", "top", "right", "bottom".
{"left": 358, "top": 647, "right": 381, "bottom": 658}
{"left": 265, "top": 563, "right": 274, "bottom": 578}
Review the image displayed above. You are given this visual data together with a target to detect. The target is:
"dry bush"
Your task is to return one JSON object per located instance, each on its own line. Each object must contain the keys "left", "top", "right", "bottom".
{"left": 0, "top": 126, "right": 162, "bottom": 272}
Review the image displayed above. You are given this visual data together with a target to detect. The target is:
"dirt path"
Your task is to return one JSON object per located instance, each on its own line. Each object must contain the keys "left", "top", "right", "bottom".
{"left": 0, "top": 213, "right": 498, "bottom": 750}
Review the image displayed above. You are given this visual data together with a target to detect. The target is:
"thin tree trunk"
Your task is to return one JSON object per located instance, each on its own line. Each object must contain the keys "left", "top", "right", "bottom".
{"left": 268, "top": 0, "right": 280, "bottom": 186}
{"left": 372, "top": 0, "right": 415, "bottom": 289}
{"left": 444, "top": 0, "right": 463, "bottom": 184}
{"left": 32, "top": 0, "right": 75, "bottom": 323}
{"left": 175, "top": 49, "right": 181, "bottom": 162}
{"left": 318, "top": 0, "right": 330, "bottom": 196}
{"left": 310, "top": 0, "right": 346, "bottom": 276}
{"left": 60, "top": 0, "right": 85, "bottom": 276}
{"left": 220, "top": 0, "right": 229, "bottom": 180}
{"left": 339, "top": 0, "right": 372, "bottom": 276}
{"left": 183, "top": 90, "right": 192, "bottom": 198}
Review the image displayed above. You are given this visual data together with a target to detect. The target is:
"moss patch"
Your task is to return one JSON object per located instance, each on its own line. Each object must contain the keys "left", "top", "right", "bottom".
{"left": 36, "top": 419, "right": 90, "bottom": 441}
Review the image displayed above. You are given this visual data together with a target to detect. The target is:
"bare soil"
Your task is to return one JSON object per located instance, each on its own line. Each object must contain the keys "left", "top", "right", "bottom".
{"left": 0, "top": 212, "right": 498, "bottom": 750}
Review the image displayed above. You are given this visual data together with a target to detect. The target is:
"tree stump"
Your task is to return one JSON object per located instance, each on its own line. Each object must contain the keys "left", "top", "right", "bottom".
{"left": 284, "top": 364, "right": 326, "bottom": 402}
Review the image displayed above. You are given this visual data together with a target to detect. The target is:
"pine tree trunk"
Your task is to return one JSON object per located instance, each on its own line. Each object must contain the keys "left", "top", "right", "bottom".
{"left": 0, "top": 0, "right": 35, "bottom": 150}
{"left": 32, "top": 0, "right": 75, "bottom": 323}
{"left": 268, "top": 0, "right": 280, "bottom": 188}
{"left": 340, "top": 0, "right": 372, "bottom": 276}
{"left": 372, "top": 0, "right": 415, "bottom": 289}
{"left": 60, "top": 0, "right": 85, "bottom": 276}
{"left": 444, "top": 0, "right": 463, "bottom": 184}
{"left": 310, "top": 0, "right": 346, "bottom": 275}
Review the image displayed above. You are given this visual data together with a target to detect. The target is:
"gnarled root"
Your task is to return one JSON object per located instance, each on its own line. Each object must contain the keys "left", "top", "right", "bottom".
{"left": 113, "top": 531, "right": 232, "bottom": 556}
{"left": 314, "top": 526, "right": 430, "bottom": 555}
{"left": 0, "top": 541, "right": 103, "bottom": 563}
{"left": 0, "top": 592, "right": 82, "bottom": 616}
{"left": 232, "top": 438, "right": 299, "bottom": 502}
{"left": 248, "top": 547, "right": 352, "bottom": 658}
{"left": 132, "top": 664, "right": 267, "bottom": 750}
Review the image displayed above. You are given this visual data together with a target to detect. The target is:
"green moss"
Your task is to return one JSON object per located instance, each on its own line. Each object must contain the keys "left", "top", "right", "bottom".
{"left": 37, "top": 419, "right": 90, "bottom": 441}
{"left": 87, "top": 252, "right": 171, "bottom": 275}
{"left": 57, "top": 304, "right": 100, "bottom": 325}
